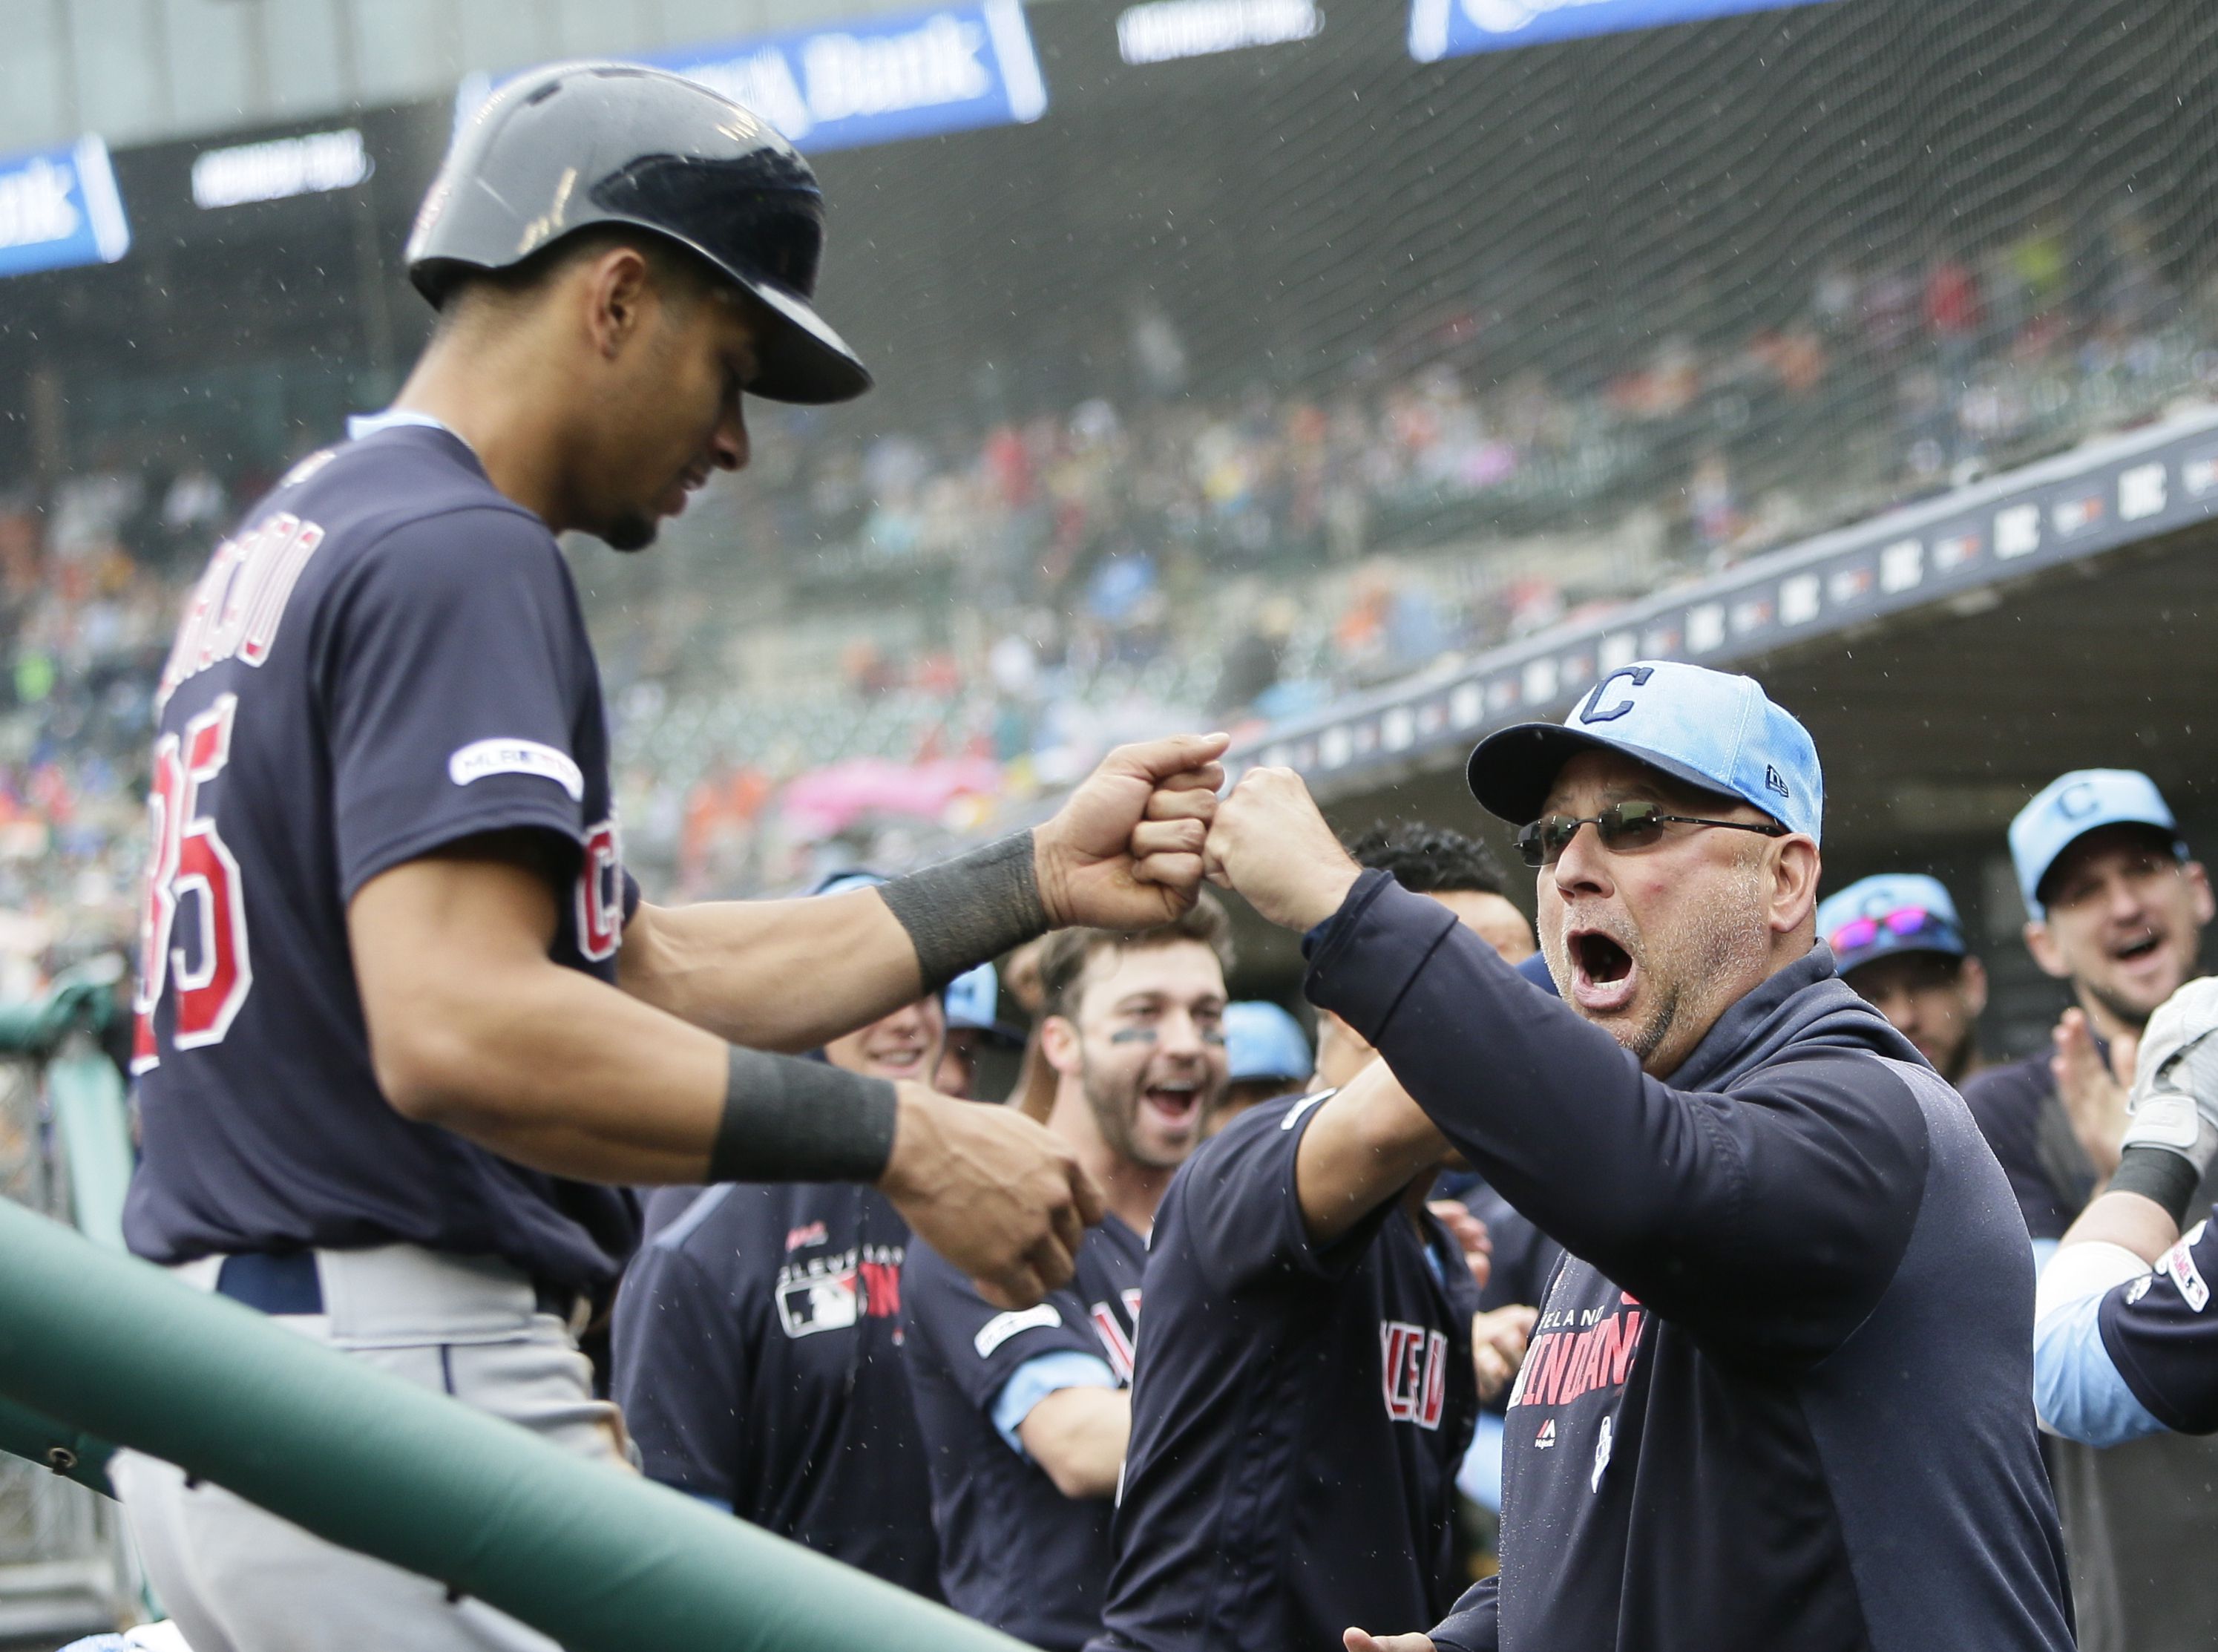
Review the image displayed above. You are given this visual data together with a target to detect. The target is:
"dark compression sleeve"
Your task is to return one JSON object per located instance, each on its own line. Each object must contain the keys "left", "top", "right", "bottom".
{"left": 706, "top": 1046, "right": 899, "bottom": 1184}
{"left": 879, "top": 831, "right": 1048, "bottom": 993}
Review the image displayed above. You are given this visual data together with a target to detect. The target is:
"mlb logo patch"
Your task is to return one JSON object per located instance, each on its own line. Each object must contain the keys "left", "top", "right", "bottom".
{"left": 777, "top": 1270, "right": 862, "bottom": 1337}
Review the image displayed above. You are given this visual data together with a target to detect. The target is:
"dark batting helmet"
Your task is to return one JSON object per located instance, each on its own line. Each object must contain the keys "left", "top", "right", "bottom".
{"left": 404, "top": 60, "right": 870, "bottom": 405}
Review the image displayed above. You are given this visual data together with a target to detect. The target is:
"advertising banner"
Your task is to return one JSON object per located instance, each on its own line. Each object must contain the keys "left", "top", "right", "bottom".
{"left": 459, "top": 0, "right": 1048, "bottom": 157}
{"left": 1408, "top": 0, "right": 1837, "bottom": 65}
{"left": 0, "top": 136, "right": 131, "bottom": 281}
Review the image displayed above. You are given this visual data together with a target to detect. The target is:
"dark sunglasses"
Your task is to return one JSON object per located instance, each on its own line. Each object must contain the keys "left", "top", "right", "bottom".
{"left": 1515, "top": 801, "right": 1788, "bottom": 868}
{"left": 1826, "top": 906, "right": 1949, "bottom": 955}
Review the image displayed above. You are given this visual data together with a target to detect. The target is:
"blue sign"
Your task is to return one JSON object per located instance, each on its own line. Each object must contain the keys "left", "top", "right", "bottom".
{"left": 1408, "top": 0, "right": 1837, "bottom": 63}
{"left": 0, "top": 136, "right": 131, "bottom": 280}
{"left": 459, "top": 0, "right": 1048, "bottom": 157}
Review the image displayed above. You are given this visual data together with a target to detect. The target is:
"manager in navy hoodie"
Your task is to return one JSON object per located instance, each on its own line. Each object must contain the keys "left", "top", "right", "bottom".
{"left": 1199, "top": 660, "right": 2074, "bottom": 1652}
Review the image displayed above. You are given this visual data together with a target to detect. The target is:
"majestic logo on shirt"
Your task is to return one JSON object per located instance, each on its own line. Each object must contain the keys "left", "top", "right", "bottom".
{"left": 157, "top": 513, "right": 329, "bottom": 710}
{"left": 1506, "top": 1294, "right": 1646, "bottom": 1415}
{"left": 786, "top": 1220, "right": 829, "bottom": 1253}
{"left": 1534, "top": 1418, "right": 1558, "bottom": 1449}
{"left": 2164, "top": 1222, "right": 2211, "bottom": 1314}
{"left": 1381, "top": 1320, "right": 1451, "bottom": 1430}
{"left": 447, "top": 738, "right": 587, "bottom": 802}
{"left": 774, "top": 1242, "right": 904, "bottom": 1338}
{"left": 1091, "top": 1288, "right": 1144, "bottom": 1382}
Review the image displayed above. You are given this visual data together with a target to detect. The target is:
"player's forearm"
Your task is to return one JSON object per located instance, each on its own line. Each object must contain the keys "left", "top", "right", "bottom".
{"left": 1017, "top": 1387, "right": 1129, "bottom": 1499}
{"left": 2058, "top": 1186, "right": 2180, "bottom": 1266}
{"left": 375, "top": 954, "right": 732, "bottom": 1182}
{"left": 1296, "top": 1061, "right": 1448, "bottom": 1245}
{"left": 620, "top": 890, "right": 927, "bottom": 1052}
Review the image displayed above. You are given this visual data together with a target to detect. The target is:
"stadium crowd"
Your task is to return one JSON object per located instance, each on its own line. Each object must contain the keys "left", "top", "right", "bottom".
{"left": 22, "top": 53, "right": 2218, "bottom": 1649}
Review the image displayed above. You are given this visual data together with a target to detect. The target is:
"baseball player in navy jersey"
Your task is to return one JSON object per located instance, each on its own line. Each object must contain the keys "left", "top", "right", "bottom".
{"left": 1090, "top": 833, "right": 1555, "bottom": 1652}
{"left": 901, "top": 902, "right": 1231, "bottom": 1652}
{"left": 612, "top": 872, "right": 947, "bottom": 1596}
{"left": 1199, "top": 661, "right": 2073, "bottom": 1652}
{"left": 111, "top": 62, "right": 1226, "bottom": 1652}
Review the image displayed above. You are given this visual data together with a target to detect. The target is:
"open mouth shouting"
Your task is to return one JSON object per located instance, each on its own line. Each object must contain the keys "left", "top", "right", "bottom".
{"left": 1140, "top": 1076, "right": 1204, "bottom": 1135}
{"left": 2107, "top": 925, "right": 2169, "bottom": 983}
{"left": 1566, "top": 926, "right": 1642, "bottom": 1015}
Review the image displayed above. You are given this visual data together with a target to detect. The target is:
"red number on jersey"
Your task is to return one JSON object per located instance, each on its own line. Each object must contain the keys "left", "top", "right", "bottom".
{"left": 132, "top": 694, "right": 254, "bottom": 1072}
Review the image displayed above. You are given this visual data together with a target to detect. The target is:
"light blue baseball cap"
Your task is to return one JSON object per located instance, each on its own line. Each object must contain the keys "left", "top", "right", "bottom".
{"left": 1816, "top": 873, "right": 1967, "bottom": 974}
{"left": 1223, "top": 1000, "right": 1313, "bottom": 1085}
{"left": 1466, "top": 661, "right": 1823, "bottom": 843}
{"left": 2009, "top": 769, "right": 2185, "bottom": 917}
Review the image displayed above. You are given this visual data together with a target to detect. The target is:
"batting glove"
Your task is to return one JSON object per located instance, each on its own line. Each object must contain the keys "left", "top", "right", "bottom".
{"left": 2120, "top": 976, "right": 2218, "bottom": 1179}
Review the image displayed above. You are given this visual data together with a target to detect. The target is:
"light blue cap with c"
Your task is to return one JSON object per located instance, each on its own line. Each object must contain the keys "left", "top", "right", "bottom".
{"left": 1466, "top": 661, "right": 1823, "bottom": 843}
{"left": 2008, "top": 769, "right": 2183, "bottom": 917}
{"left": 1223, "top": 1000, "right": 1313, "bottom": 1085}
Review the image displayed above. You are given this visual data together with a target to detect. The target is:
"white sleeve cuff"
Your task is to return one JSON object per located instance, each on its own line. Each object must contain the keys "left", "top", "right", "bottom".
{"left": 2034, "top": 1240, "right": 2150, "bottom": 1328}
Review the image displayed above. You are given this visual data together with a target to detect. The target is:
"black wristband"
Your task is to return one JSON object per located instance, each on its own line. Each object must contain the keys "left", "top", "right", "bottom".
{"left": 2110, "top": 1145, "right": 2202, "bottom": 1230}
{"left": 879, "top": 830, "right": 1048, "bottom": 994}
{"left": 707, "top": 1046, "right": 900, "bottom": 1184}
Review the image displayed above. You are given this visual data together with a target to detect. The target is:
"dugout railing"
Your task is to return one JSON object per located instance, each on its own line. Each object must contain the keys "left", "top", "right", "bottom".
{"left": 0, "top": 973, "right": 141, "bottom": 1643}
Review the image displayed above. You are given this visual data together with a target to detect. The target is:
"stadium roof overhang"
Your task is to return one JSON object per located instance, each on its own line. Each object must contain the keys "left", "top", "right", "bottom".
{"left": 1226, "top": 405, "right": 2218, "bottom": 971}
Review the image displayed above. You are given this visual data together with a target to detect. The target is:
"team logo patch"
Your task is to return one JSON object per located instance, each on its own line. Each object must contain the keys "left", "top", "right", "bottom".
{"left": 2164, "top": 1223, "right": 2211, "bottom": 1314}
{"left": 975, "top": 1302, "right": 1062, "bottom": 1357}
{"left": 447, "top": 738, "right": 585, "bottom": 801}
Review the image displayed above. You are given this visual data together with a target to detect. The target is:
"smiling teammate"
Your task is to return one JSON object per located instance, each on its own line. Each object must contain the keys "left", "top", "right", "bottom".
{"left": 901, "top": 902, "right": 1231, "bottom": 1651}
{"left": 108, "top": 65, "right": 1225, "bottom": 1652}
{"left": 1817, "top": 874, "right": 1989, "bottom": 1085}
{"left": 611, "top": 872, "right": 952, "bottom": 1595}
{"left": 1198, "top": 661, "right": 2073, "bottom": 1652}
{"left": 1963, "top": 770, "right": 2218, "bottom": 1652}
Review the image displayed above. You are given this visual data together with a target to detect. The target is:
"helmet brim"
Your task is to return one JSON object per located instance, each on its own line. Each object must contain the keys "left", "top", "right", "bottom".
{"left": 741, "top": 276, "right": 873, "bottom": 405}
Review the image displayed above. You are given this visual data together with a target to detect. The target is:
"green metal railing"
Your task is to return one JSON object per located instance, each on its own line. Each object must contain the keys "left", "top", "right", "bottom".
{"left": 0, "top": 980, "right": 1022, "bottom": 1651}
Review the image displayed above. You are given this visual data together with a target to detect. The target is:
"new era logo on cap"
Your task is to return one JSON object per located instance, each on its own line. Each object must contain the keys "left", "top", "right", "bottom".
{"left": 1466, "top": 661, "right": 1823, "bottom": 842}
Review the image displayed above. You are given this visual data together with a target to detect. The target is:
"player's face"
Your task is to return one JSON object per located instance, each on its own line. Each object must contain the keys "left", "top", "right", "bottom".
{"left": 824, "top": 994, "right": 947, "bottom": 1084}
{"left": 593, "top": 280, "right": 758, "bottom": 553}
{"left": 2028, "top": 827, "right": 2213, "bottom": 1028}
{"left": 1843, "top": 951, "right": 1985, "bottom": 1082}
{"left": 1066, "top": 940, "right": 1229, "bottom": 1171}
{"left": 1535, "top": 751, "right": 1788, "bottom": 1076}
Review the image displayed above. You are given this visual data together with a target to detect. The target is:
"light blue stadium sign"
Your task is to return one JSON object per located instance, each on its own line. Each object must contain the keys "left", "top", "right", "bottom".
{"left": 1408, "top": 0, "right": 1838, "bottom": 64}
{"left": 0, "top": 136, "right": 131, "bottom": 280}
{"left": 461, "top": 0, "right": 1048, "bottom": 156}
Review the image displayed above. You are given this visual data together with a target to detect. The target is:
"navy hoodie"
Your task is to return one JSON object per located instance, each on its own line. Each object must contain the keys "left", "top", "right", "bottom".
{"left": 1307, "top": 871, "right": 2074, "bottom": 1652}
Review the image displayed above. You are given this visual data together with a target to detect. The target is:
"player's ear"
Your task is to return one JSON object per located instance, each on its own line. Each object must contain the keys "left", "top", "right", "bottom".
{"left": 2023, "top": 919, "right": 2068, "bottom": 980}
{"left": 583, "top": 246, "right": 654, "bottom": 358}
{"left": 1040, "top": 1012, "right": 1083, "bottom": 1078}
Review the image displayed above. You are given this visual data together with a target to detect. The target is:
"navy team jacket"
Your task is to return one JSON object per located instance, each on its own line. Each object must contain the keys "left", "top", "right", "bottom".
{"left": 1306, "top": 871, "right": 2075, "bottom": 1652}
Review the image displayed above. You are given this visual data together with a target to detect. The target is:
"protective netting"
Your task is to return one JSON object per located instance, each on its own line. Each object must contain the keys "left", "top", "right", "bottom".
{"left": 575, "top": 0, "right": 2218, "bottom": 889}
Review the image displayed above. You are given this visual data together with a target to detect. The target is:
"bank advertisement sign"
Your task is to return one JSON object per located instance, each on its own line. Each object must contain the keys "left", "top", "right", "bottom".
{"left": 1408, "top": 0, "right": 1837, "bottom": 63}
{"left": 0, "top": 136, "right": 131, "bottom": 280}
{"left": 462, "top": 0, "right": 1048, "bottom": 156}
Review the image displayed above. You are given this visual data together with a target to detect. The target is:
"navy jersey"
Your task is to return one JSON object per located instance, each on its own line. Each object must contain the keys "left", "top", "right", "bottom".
{"left": 612, "top": 1182, "right": 940, "bottom": 1596}
{"left": 1310, "top": 873, "right": 2073, "bottom": 1652}
{"left": 122, "top": 423, "right": 637, "bottom": 1288}
{"left": 1961, "top": 1052, "right": 2095, "bottom": 1242}
{"left": 902, "top": 1215, "right": 1147, "bottom": 1652}
{"left": 1090, "top": 1094, "right": 1480, "bottom": 1652}
{"left": 2098, "top": 1213, "right": 2218, "bottom": 1435}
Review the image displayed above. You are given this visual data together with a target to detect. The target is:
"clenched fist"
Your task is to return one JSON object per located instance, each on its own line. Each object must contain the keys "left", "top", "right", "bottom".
{"left": 1203, "top": 767, "right": 1363, "bottom": 932}
{"left": 879, "top": 1084, "right": 1104, "bottom": 1307}
{"left": 1036, "top": 734, "right": 1230, "bottom": 932}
